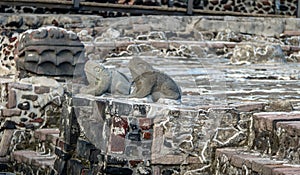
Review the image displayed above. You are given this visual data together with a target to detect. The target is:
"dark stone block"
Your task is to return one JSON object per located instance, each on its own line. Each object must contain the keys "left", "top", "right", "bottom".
{"left": 76, "top": 139, "right": 95, "bottom": 160}
{"left": 21, "top": 94, "right": 38, "bottom": 101}
{"left": 0, "top": 163, "right": 9, "bottom": 171}
{"left": 62, "top": 106, "right": 80, "bottom": 146}
{"left": 129, "top": 160, "right": 143, "bottom": 167}
{"left": 128, "top": 132, "right": 141, "bottom": 141}
{"left": 107, "top": 155, "right": 128, "bottom": 166}
{"left": 17, "top": 101, "right": 30, "bottom": 110}
{"left": 68, "top": 159, "right": 84, "bottom": 175}
{"left": 28, "top": 112, "right": 37, "bottom": 119}
{"left": 89, "top": 149, "right": 101, "bottom": 164}
{"left": 105, "top": 166, "right": 133, "bottom": 175}
{"left": 54, "top": 158, "right": 67, "bottom": 175}
{"left": 25, "top": 123, "right": 34, "bottom": 130}
{"left": 2, "top": 120, "right": 17, "bottom": 130}
{"left": 55, "top": 147, "right": 72, "bottom": 160}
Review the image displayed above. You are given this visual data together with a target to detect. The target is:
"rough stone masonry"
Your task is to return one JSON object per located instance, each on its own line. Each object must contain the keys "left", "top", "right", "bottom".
{"left": 0, "top": 14, "right": 300, "bottom": 175}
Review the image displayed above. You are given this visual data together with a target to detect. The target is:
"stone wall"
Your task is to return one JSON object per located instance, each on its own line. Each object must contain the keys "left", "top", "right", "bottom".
{"left": 0, "top": 0, "right": 298, "bottom": 16}
{"left": 0, "top": 14, "right": 300, "bottom": 175}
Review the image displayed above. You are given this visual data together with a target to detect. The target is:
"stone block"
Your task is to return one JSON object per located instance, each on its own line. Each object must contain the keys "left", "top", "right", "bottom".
{"left": 67, "top": 159, "right": 84, "bottom": 175}
{"left": 54, "top": 147, "right": 72, "bottom": 161}
{"left": 142, "top": 132, "right": 152, "bottom": 140}
{"left": 139, "top": 118, "right": 153, "bottom": 130}
{"left": 34, "top": 86, "right": 50, "bottom": 94}
{"left": 34, "top": 128, "right": 60, "bottom": 141}
{"left": 72, "top": 96, "right": 92, "bottom": 107}
{"left": 110, "top": 134, "right": 125, "bottom": 154}
{"left": 21, "top": 94, "right": 38, "bottom": 101}
{"left": 76, "top": 139, "right": 95, "bottom": 160}
{"left": 6, "top": 89, "right": 16, "bottom": 109}
{"left": 54, "top": 158, "right": 67, "bottom": 175}
{"left": 0, "top": 130, "right": 15, "bottom": 157}
{"left": 272, "top": 167, "right": 300, "bottom": 175}
{"left": 253, "top": 112, "right": 300, "bottom": 131}
{"left": 110, "top": 101, "right": 132, "bottom": 116}
{"left": 8, "top": 83, "right": 32, "bottom": 91}
{"left": 107, "top": 155, "right": 127, "bottom": 166}
{"left": 17, "top": 101, "right": 30, "bottom": 110}
{"left": 276, "top": 121, "right": 300, "bottom": 136}
{"left": 89, "top": 149, "right": 101, "bottom": 164}
{"left": 1, "top": 109, "right": 21, "bottom": 117}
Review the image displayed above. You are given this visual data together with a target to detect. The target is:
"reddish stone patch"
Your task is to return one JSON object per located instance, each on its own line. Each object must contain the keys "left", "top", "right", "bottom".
{"left": 143, "top": 132, "right": 152, "bottom": 140}
{"left": 30, "top": 118, "right": 44, "bottom": 123}
{"left": 139, "top": 118, "right": 153, "bottom": 130}
{"left": 112, "top": 117, "right": 128, "bottom": 137}
{"left": 110, "top": 134, "right": 125, "bottom": 154}
{"left": 129, "top": 160, "right": 143, "bottom": 167}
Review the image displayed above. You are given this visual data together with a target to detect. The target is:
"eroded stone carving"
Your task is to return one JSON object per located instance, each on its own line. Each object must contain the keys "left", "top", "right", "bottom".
{"left": 128, "top": 57, "right": 181, "bottom": 102}
{"left": 16, "top": 26, "right": 86, "bottom": 76}
{"left": 80, "top": 60, "right": 131, "bottom": 96}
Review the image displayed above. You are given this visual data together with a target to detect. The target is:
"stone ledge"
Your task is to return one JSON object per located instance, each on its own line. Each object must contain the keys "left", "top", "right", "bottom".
{"left": 34, "top": 128, "right": 60, "bottom": 142}
{"left": 215, "top": 148, "right": 300, "bottom": 175}
{"left": 277, "top": 121, "right": 300, "bottom": 136}
{"left": 12, "top": 150, "right": 55, "bottom": 168}
{"left": 253, "top": 112, "right": 300, "bottom": 131}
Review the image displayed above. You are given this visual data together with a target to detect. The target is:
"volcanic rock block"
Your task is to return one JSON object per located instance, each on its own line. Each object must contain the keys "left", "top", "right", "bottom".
{"left": 16, "top": 26, "right": 86, "bottom": 76}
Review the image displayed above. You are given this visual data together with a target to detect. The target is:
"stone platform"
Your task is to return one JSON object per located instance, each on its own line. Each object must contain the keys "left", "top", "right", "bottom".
{"left": 0, "top": 14, "right": 300, "bottom": 175}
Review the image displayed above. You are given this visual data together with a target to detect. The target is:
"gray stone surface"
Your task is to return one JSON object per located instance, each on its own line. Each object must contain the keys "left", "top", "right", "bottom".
{"left": 128, "top": 57, "right": 181, "bottom": 102}
{"left": 80, "top": 60, "right": 131, "bottom": 96}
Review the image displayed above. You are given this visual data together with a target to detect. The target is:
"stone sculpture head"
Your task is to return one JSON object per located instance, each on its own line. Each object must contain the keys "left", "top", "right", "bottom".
{"left": 128, "top": 57, "right": 155, "bottom": 80}
{"left": 84, "top": 60, "right": 110, "bottom": 85}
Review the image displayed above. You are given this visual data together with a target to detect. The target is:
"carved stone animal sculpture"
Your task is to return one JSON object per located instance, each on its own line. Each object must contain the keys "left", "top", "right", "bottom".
{"left": 128, "top": 57, "right": 181, "bottom": 102}
{"left": 80, "top": 60, "right": 131, "bottom": 96}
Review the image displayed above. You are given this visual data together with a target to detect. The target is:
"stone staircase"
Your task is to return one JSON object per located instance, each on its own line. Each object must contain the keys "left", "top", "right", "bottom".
{"left": 10, "top": 128, "right": 59, "bottom": 174}
{"left": 215, "top": 111, "right": 300, "bottom": 175}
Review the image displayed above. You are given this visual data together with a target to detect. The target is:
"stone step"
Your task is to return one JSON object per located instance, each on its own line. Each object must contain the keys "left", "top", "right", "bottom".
{"left": 253, "top": 111, "right": 300, "bottom": 164}
{"left": 12, "top": 150, "right": 55, "bottom": 169}
{"left": 215, "top": 148, "right": 300, "bottom": 175}
{"left": 34, "top": 128, "right": 60, "bottom": 144}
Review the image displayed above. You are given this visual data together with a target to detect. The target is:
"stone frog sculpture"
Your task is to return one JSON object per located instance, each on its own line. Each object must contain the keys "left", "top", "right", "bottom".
{"left": 80, "top": 60, "right": 131, "bottom": 96}
{"left": 128, "top": 57, "right": 182, "bottom": 102}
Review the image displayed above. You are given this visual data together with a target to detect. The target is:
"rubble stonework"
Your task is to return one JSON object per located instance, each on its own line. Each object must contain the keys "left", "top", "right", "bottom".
{"left": 0, "top": 14, "right": 300, "bottom": 175}
{"left": 0, "top": 0, "right": 298, "bottom": 16}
